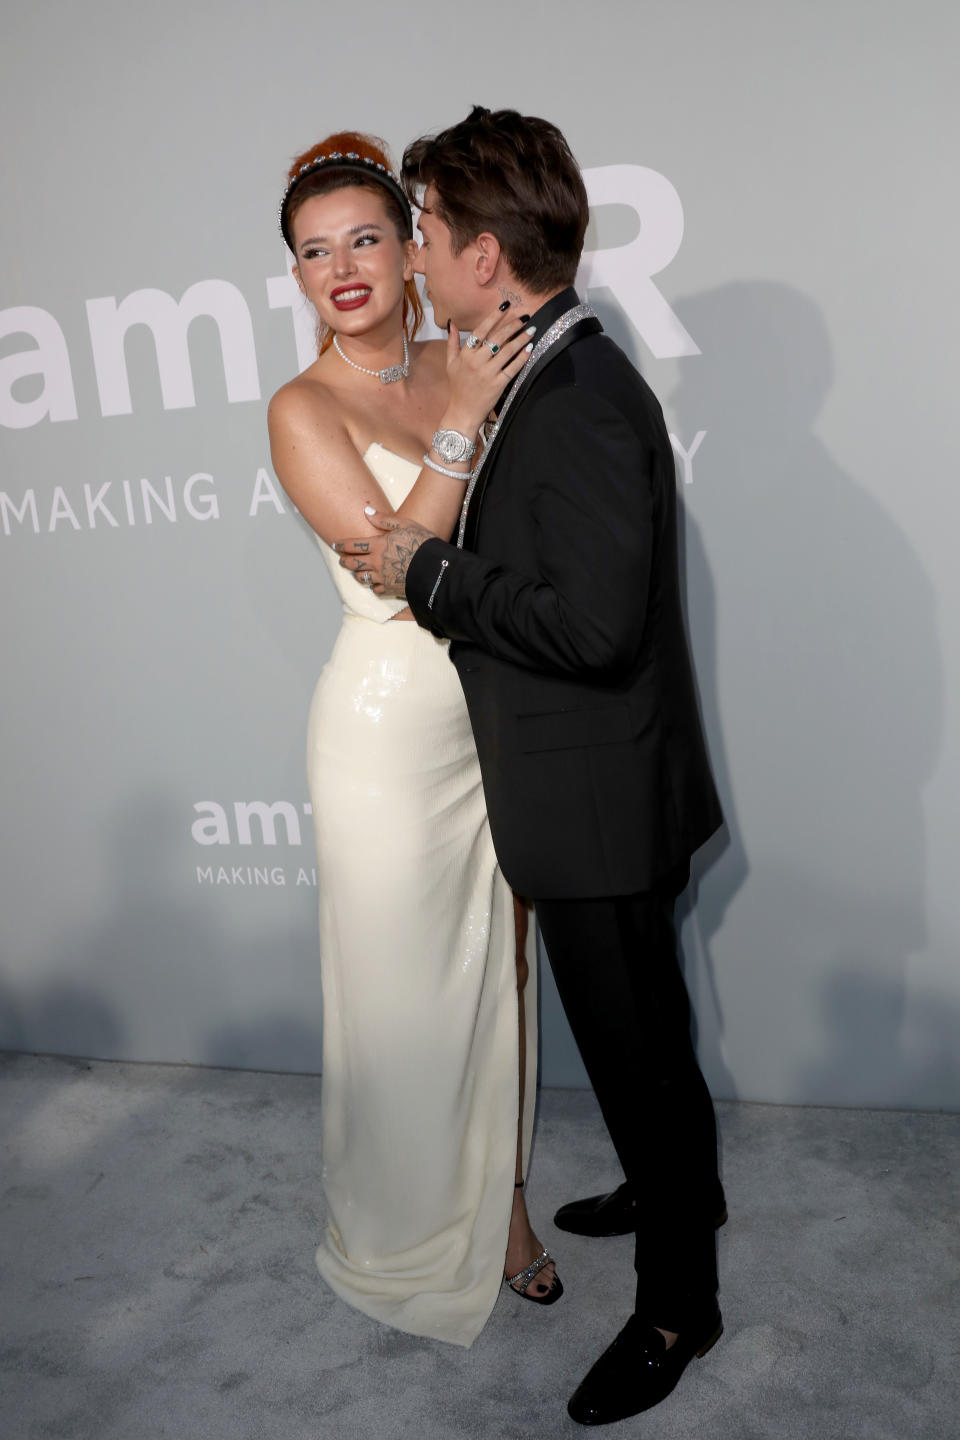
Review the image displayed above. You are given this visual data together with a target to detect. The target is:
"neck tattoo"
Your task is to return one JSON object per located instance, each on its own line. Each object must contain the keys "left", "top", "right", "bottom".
{"left": 333, "top": 334, "right": 409, "bottom": 384}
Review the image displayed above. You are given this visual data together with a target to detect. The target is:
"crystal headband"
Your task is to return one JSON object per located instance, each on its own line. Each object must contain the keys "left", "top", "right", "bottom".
{"left": 278, "top": 151, "right": 413, "bottom": 251}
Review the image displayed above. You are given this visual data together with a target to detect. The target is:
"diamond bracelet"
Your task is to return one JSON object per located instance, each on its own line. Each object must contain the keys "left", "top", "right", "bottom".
{"left": 422, "top": 454, "right": 473, "bottom": 482}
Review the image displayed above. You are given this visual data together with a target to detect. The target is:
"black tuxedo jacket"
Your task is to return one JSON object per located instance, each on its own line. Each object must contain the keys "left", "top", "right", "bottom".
{"left": 407, "top": 288, "right": 721, "bottom": 899}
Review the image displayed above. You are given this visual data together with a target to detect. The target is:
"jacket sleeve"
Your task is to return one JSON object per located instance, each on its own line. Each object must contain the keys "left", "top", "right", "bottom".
{"left": 406, "top": 385, "right": 662, "bottom": 680}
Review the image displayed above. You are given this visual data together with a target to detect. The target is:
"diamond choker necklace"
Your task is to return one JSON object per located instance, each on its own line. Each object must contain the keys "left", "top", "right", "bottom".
{"left": 333, "top": 334, "right": 409, "bottom": 385}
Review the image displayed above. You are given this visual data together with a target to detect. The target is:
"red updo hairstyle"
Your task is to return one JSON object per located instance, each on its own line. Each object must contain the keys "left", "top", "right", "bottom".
{"left": 283, "top": 131, "right": 424, "bottom": 356}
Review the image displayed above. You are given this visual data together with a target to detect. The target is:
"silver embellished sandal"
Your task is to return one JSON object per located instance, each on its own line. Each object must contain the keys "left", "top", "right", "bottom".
{"left": 505, "top": 1246, "right": 564, "bottom": 1305}
{"left": 504, "top": 1181, "right": 564, "bottom": 1306}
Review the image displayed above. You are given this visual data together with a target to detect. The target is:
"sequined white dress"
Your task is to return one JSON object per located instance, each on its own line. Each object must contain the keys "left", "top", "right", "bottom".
{"left": 306, "top": 443, "right": 536, "bottom": 1347}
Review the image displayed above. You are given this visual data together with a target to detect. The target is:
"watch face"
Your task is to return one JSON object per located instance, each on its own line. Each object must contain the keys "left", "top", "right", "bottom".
{"left": 434, "top": 430, "right": 470, "bottom": 464}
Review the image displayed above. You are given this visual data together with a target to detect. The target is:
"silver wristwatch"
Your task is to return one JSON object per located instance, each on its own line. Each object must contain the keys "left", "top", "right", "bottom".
{"left": 431, "top": 429, "right": 477, "bottom": 465}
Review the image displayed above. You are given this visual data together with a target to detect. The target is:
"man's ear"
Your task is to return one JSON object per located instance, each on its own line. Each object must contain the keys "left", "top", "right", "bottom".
{"left": 474, "top": 232, "right": 502, "bottom": 284}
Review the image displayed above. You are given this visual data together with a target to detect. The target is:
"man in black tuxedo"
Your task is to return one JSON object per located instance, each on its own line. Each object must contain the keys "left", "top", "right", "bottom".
{"left": 336, "top": 107, "right": 725, "bottom": 1425}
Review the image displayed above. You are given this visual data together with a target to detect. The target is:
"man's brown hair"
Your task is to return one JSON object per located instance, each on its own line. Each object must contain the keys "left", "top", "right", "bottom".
{"left": 402, "top": 107, "right": 589, "bottom": 292}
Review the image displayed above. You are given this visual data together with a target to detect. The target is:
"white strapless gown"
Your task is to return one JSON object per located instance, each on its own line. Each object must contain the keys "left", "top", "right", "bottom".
{"left": 307, "top": 443, "right": 536, "bottom": 1347}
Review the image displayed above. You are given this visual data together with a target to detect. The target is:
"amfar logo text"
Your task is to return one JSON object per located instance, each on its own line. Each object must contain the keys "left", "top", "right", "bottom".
{"left": 192, "top": 800, "right": 311, "bottom": 847}
{"left": 192, "top": 801, "right": 317, "bottom": 889}
{"left": 1, "top": 167, "right": 699, "bottom": 432}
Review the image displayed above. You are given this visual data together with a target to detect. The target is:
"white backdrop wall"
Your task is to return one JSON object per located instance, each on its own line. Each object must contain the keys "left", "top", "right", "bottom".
{"left": 2, "top": 1, "right": 958, "bottom": 1107}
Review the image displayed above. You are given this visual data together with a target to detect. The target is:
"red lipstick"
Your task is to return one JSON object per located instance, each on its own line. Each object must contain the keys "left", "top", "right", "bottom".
{"left": 330, "top": 285, "right": 372, "bottom": 311}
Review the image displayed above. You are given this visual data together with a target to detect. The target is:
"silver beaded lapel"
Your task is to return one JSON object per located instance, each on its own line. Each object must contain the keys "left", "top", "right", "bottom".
{"left": 456, "top": 303, "right": 596, "bottom": 548}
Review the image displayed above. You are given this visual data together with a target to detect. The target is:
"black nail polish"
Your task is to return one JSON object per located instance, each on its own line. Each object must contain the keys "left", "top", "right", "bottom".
{"left": 519, "top": 314, "right": 531, "bottom": 324}
{"left": 498, "top": 299, "right": 511, "bottom": 311}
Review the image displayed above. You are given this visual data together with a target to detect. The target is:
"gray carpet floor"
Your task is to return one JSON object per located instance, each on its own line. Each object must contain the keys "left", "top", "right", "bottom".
{"left": 1, "top": 1052, "right": 957, "bottom": 1440}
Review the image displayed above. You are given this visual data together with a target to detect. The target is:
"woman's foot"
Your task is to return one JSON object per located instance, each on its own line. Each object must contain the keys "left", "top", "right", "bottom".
{"left": 504, "top": 1182, "right": 562, "bottom": 1302}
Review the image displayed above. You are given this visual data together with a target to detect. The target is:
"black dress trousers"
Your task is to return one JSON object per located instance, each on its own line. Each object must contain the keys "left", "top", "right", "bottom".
{"left": 535, "top": 868, "right": 722, "bottom": 1330}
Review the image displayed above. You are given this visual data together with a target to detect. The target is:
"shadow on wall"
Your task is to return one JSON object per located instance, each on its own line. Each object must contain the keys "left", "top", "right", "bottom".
{"left": 666, "top": 280, "right": 944, "bottom": 1108}
{"left": 0, "top": 794, "right": 322, "bottom": 1075}
{"left": 800, "top": 969, "right": 960, "bottom": 1110}
{"left": 675, "top": 503, "right": 741, "bottom": 1104}
{"left": 0, "top": 975, "right": 124, "bottom": 1061}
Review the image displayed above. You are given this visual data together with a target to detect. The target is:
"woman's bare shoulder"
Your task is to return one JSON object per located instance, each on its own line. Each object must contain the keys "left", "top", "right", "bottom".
{"left": 268, "top": 366, "right": 340, "bottom": 436}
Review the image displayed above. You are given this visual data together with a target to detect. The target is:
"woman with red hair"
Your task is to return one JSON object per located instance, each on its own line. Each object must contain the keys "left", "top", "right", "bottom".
{"left": 268, "top": 132, "right": 559, "bottom": 1346}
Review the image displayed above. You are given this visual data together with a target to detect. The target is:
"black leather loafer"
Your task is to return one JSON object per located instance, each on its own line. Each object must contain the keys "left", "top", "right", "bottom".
{"left": 567, "top": 1304, "right": 723, "bottom": 1425}
{"left": 553, "top": 1182, "right": 636, "bottom": 1236}
{"left": 554, "top": 1183, "right": 728, "bottom": 1237}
